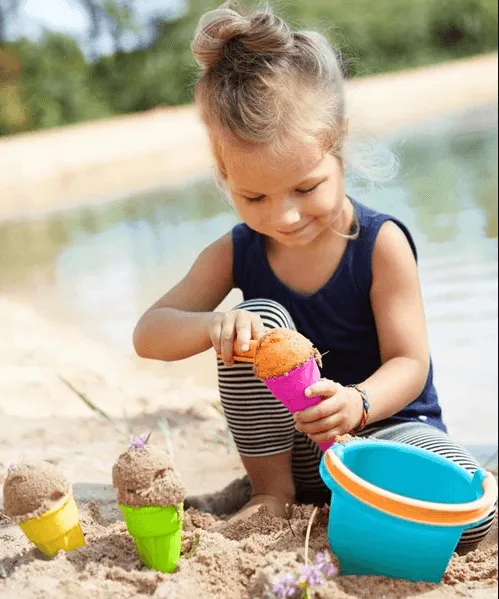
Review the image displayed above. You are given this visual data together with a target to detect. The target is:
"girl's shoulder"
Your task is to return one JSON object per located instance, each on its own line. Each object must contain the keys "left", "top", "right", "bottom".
{"left": 351, "top": 197, "right": 418, "bottom": 261}
{"left": 232, "top": 222, "right": 258, "bottom": 241}
{"left": 347, "top": 198, "right": 419, "bottom": 298}
{"left": 232, "top": 222, "right": 262, "bottom": 256}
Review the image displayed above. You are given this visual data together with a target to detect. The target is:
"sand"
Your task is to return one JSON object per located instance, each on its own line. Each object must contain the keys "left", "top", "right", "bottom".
{"left": 0, "top": 296, "right": 497, "bottom": 598}
{"left": 3, "top": 462, "right": 70, "bottom": 522}
{"left": 1, "top": 499, "right": 497, "bottom": 599}
{"left": 112, "top": 445, "right": 185, "bottom": 507}
{"left": 254, "top": 329, "right": 319, "bottom": 379}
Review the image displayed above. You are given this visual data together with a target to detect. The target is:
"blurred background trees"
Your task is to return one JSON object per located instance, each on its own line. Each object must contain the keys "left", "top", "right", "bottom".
{"left": 0, "top": 0, "right": 497, "bottom": 136}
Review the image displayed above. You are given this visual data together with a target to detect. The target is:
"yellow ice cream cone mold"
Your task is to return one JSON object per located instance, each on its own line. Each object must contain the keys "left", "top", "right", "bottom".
{"left": 19, "top": 492, "right": 86, "bottom": 557}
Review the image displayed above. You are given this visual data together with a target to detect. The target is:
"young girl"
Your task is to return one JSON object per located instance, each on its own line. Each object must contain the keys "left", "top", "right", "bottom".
{"left": 133, "top": 3, "right": 494, "bottom": 546}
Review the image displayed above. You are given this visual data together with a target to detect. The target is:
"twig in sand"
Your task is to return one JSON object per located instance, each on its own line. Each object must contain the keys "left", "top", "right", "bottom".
{"left": 122, "top": 408, "right": 133, "bottom": 436}
{"left": 209, "top": 400, "right": 224, "bottom": 417}
{"left": 209, "top": 400, "right": 233, "bottom": 454}
{"left": 58, "top": 376, "right": 128, "bottom": 439}
{"left": 285, "top": 503, "right": 296, "bottom": 537}
{"left": 304, "top": 507, "right": 319, "bottom": 566}
{"left": 225, "top": 426, "right": 234, "bottom": 454}
{"left": 158, "top": 416, "right": 175, "bottom": 465}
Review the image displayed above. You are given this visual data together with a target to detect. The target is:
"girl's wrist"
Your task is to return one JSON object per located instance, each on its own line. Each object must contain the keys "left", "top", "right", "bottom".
{"left": 347, "top": 384, "right": 371, "bottom": 432}
{"left": 202, "top": 310, "right": 219, "bottom": 343}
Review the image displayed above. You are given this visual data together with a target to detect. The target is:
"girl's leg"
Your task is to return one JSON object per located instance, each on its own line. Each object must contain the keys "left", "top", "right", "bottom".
{"left": 218, "top": 299, "right": 298, "bottom": 517}
{"left": 369, "top": 422, "right": 496, "bottom": 548}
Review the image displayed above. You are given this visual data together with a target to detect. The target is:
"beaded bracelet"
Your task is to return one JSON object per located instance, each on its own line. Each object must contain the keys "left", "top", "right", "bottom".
{"left": 347, "top": 384, "right": 370, "bottom": 432}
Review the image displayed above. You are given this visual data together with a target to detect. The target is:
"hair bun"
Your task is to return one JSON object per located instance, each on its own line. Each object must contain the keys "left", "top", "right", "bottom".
{"left": 192, "top": 6, "right": 294, "bottom": 72}
{"left": 244, "top": 12, "right": 294, "bottom": 54}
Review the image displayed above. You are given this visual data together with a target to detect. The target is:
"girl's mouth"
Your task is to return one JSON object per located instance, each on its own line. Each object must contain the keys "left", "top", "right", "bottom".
{"left": 277, "top": 219, "right": 314, "bottom": 236}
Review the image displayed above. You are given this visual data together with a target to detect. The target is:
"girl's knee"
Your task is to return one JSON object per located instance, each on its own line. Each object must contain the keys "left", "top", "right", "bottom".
{"left": 233, "top": 298, "right": 295, "bottom": 330}
{"left": 458, "top": 505, "right": 496, "bottom": 548}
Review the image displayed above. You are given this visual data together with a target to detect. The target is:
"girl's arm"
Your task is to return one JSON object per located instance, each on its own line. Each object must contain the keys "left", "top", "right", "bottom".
{"left": 360, "top": 220, "right": 430, "bottom": 423}
{"left": 133, "top": 232, "right": 234, "bottom": 361}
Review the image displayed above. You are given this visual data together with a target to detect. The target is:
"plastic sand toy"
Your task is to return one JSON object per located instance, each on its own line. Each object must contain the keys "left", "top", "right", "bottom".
{"left": 112, "top": 435, "right": 185, "bottom": 573}
{"left": 320, "top": 439, "right": 498, "bottom": 582}
{"left": 3, "top": 461, "right": 85, "bottom": 557}
{"left": 220, "top": 329, "right": 333, "bottom": 451}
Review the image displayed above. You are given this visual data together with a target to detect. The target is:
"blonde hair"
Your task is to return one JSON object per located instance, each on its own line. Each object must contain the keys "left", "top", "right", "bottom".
{"left": 191, "top": 1, "right": 346, "bottom": 172}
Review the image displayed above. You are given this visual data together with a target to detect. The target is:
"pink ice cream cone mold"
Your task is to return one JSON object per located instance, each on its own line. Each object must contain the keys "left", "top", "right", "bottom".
{"left": 253, "top": 329, "right": 334, "bottom": 452}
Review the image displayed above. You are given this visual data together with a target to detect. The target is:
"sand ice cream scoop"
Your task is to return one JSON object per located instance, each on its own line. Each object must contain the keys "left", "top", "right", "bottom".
{"left": 112, "top": 442, "right": 185, "bottom": 573}
{"left": 252, "top": 329, "right": 334, "bottom": 452}
{"left": 2, "top": 461, "right": 85, "bottom": 557}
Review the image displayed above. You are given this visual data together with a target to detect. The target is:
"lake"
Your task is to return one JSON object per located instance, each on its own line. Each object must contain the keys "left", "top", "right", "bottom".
{"left": 0, "top": 102, "right": 497, "bottom": 449}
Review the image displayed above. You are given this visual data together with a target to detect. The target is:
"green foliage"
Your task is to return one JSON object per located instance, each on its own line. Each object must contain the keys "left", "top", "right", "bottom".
{"left": 1, "top": 33, "right": 112, "bottom": 133}
{"left": 91, "top": 15, "right": 199, "bottom": 113}
{"left": 276, "top": 0, "right": 498, "bottom": 76}
{"left": 0, "top": 0, "right": 497, "bottom": 135}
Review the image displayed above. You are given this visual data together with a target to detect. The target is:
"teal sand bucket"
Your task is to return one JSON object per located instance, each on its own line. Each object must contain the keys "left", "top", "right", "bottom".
{"left": 319, "top": 439, "right": 497, "bottom": 583}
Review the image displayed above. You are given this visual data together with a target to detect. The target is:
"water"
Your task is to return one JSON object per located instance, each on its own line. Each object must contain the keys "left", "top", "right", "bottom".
{"left": 0, "top": 103, "right": 497, "bottom": 447}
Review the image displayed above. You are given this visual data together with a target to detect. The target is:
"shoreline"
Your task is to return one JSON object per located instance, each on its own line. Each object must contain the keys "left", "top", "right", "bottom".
{"left": 0, "top": 52, "right": 497, "bottom": 224}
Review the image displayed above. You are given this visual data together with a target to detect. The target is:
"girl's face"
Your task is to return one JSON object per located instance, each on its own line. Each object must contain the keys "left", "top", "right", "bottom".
{"left": 220, "top": 135, "right": 347, "bottom": 248}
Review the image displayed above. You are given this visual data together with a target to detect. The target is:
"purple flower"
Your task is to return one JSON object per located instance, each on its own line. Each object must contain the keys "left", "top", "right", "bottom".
{"left": 271, "top": 550, "right": 338, "bottom": 599}
{"left": 299, "top": 564, "right": 324, "bottom": 587}
{"left": 271, "top": 572, "right": 299, "bottom": 599}
{"left": 321, "top": 562, "right": 337, "bottom": 577}
{"left": 314, "top": 551, "right": 328, "bottom": 566}
{"left": 8, "top": 463, "right": 15, "bottom": 471}
{"left": 128, "top": 433, "right": 149, "bottom": 449}
{"left": 314, "top": 550, "right": 338, "bottom": 578}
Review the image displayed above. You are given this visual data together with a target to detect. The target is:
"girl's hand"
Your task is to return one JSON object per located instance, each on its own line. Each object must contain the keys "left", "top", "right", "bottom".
{"left": 294, "top": 379, "right": 364, "bottom": 444}
{"left": 209, "top": 310, "right": 265, "bottom": 366}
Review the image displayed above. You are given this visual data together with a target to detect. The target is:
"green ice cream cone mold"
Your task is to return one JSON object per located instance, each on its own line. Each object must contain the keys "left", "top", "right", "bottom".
{"left": 120, "top": 502, "right": 184, "bottom": 573}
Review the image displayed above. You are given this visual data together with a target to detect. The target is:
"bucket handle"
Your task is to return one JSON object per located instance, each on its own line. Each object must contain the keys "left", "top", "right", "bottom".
{"left": 462, "top": 469, "right": 497, "bottom": 529}
{"left": 322, "top": 450, "right": 498, "bottom": 526}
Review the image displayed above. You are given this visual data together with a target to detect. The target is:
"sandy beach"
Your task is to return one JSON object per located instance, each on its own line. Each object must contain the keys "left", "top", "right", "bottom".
{"left": 0, "top": 54, "right": 498, "bottom": 598}
{"left": 0, "top": 297, "right": 497, "bottom": 598}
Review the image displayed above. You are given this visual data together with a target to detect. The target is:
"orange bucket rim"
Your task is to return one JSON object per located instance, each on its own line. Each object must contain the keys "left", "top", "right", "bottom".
{"left": 324, "top": 450, "right": 497, "bottom": 526}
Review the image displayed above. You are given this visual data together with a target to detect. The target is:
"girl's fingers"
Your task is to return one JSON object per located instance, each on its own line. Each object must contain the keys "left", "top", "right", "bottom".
{"left": 251, "top": 315, "right": 266, "bottom": 340}
{"left": 220, "top": 316, "right": 237, "bottom": 365}
{"left": 210, "top": 322, "right": 222, "bottom": 355}
{"left": 216, "top": 311, "right": 266, "bottom": 365}
{"left": 304, "top": 380, "right": 340, "bottom": 399}
{"left": 295, "top": 414, "right": 342, "bottom": 435}
{"left": 235, "top": 314, "right": 252, "bottom": 352}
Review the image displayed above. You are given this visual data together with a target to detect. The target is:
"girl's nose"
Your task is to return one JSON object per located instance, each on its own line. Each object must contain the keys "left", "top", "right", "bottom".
{"left": 271, "top": 197, "right": 301, "bottom": 227}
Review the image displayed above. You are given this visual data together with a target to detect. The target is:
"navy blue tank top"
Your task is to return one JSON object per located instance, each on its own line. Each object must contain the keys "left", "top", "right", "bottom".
{"left": 232, "top": 198, "right": 446, "bottom": 432}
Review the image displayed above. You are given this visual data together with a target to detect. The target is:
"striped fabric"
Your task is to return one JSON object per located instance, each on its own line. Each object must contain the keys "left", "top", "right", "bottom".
{"left": 217, "top": 299, "right": 496, "bottom": 547}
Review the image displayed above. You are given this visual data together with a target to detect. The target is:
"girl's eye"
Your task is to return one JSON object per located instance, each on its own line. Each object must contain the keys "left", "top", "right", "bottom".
{"left": 244, "top": 195, "right": 265, "bottom": 202}
{"left": 296, "top": 183, "right": 320, "bottom": 195}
